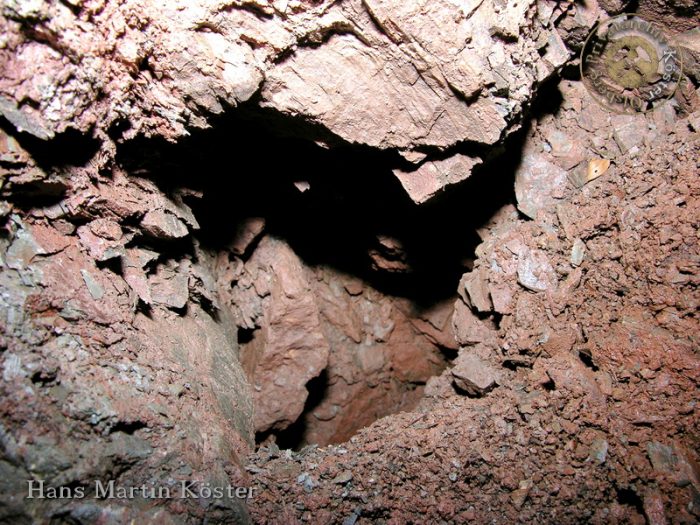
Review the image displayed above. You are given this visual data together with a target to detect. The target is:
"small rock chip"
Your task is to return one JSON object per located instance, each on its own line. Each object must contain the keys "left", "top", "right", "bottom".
{"left": 612, "top": 114, "right": 647, "bottom": 153}
{"left": 451, "top": 354, "right": 498, "bottom": 397}
{"left": 643, "top": 489, "right": 668, "bottom": 525}
{"left": 77, "top": 226, "right": 124, "bottom": 261}
{"left": 510, "top": 479, "right": 533, "bottom": 509}
{"left": 393, "top": 154, "right": 481, "bottom": 204}
{"left": 141, "top": 209, "right": 189, "bottom": 240}
{"left": 517, "top": 248, "right": 557, "bottom": 292}
{"left": 332, "top": 470, "right": 353, "bottom": 485}
{"left": 297, "top": 472, "right": 318, "bottom": 493}
{"left": 567, "top": 162, "right": 589, "bottom": 189}
{"left": 460, "top": 269, "right": 493, "bottom": 313}
{"left": 80, "top": 269, "right": 104, "bottom": 300}
{"left": 293, "top": 181, "right": 311, "bottom": 192}
{"left": 647, "top": 441, "right": 676, "bottom": 473}
{"left": 148, "top": 262, "right": 189, "bottom": 309}
{"left": 589, "top": 438, "right": 608, "bottom": 464}
{"left": 570, "top": 238, "right": 586, "bottom": 267}
{"left": 0, "top": 95, "right": 54, "bottom": 140}
{"left": 88, "top": 218, "right": 122, "bottom": 240}
{"left": 514, "top": 152, "right": 568, "bottom": 219}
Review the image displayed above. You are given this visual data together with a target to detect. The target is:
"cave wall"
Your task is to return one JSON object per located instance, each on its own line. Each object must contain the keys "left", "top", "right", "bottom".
{"left": 0, "top": 0, "right": 699, "bottom": 523}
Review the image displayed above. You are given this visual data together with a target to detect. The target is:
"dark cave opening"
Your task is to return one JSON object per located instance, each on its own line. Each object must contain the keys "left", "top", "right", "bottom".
{"left": 116, "top": 102, "right": 521, "bottom": 306}
{"left": 2, "top": 81, "right": 558, "bottom": 448}
{"left": 112, "top": 99, "right": 536, "bottom": 448}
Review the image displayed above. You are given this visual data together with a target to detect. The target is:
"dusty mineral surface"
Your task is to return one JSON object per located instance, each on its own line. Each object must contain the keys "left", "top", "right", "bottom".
{"left": 0, "top": 0, "right": 699, "bottom": 524}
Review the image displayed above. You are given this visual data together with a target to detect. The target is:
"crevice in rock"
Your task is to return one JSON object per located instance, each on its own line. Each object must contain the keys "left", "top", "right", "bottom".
{"left": 112, "top": 102, "right": 529, "bottom": 448}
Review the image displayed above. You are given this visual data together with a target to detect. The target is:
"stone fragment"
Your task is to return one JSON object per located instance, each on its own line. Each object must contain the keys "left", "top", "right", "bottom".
{"left": 612, "top": 114, "right": 647, "bottom": 153}
{"left": 140, "top": 209, "right": 189, "bottom": 240}
{"left": 332, "top": 470, "right": 353, "bottom": 485}
{"left": 589, "top": 439, "right": 609, "bottom": 464}
{"left": 452, "top": 300, "right": 497, "bottom": 347}
{"left": 571, "top": 239, "right": 586, "bottom": 267}
{"left": 489, "top": 282, "right": 516, "bottom": 315}
{"left": 517, "top": 248, "right": 557, "bottom": 292}
{"left": 537, "top": 31, "right": 570, "bottom": 81}
{"left": 510, "top": 480, "right": 533, "bottom": 509}
{"left": 567, "top": 162, "right": 589, "bottom": 189}
{"left": 399, "top": 150, "right": 428, "bottom": 164}
{"left": 451, "top": 353, "right": 498, "bottom": 397}
{"left": 122, "top": 247, "right": 157, "bottom": 304}
{"left": 404, "top": 299, "right": 459, "bottom": 351}
{"left": 545, "top": 129, "right": 586, "bottom": 170}
{"left": 459, "top": 269, "right": 492, "bottom": 313}
{"left": 230, "top": 217, "right": 266, "bottom": 256}
{"left": 293, "top": 181, "right": 311, "bottom": 193}
{"left": 80, "top": 269, "right": 104, "bottom": 300}
{"left": 0, "top": 95, "right": 54, "bottom": 140}
{"left": 537, "top": 352, "right": 604, "bottom": 402}
{"left": 88, "top": 219, "right": 122, "bottom": 241}
{"left": 0, "top": 128, "right": 31, "bottom": 164}
{"left": 148, "top": 261, "right": 189, "bottom": 309}
{"left": 643, "top": 490, "right": 668, "bottom": 525}
{"left": 393, "top": 154, "right": 481, "bottom": 204}
{"left": 514, "top": 152, "right": 568, "bottom": 219}
{"left": 647, "top": 442, "right": 700, "bottom": 487}
{"left": 188, "top": 262, "right": 220, "bottom": 310}
{"left": 6, "top": 223, "right": 45, "bottom": 270}
{"left": 297, "top": 472, "right": 318, "bottom": 493}
{"left": 26, "top": 222, "right": 71, "bottom": 255}
{"left": 343, "top": 279, "right": 364, "bottom": 296}
{"left": 77, "top": 223, "right": 125, "bottom": 261}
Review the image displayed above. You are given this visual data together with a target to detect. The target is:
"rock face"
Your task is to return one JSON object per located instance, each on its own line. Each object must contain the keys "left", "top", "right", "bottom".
{"left": 246, "top": 84, "right": 700, "bottom": 525}
{"left": 0, "top": 0, "right": 569, "bottom": 202}
{"left": 227, "top": 236, "right": 331, "bottom": 433}
{"left": 225, "top": 236, "right": 455, "bottom": 444}
{"left": 0, "top": 134, "right": 254, "bottom": 523}
{"left": 262, "top": 0, "right": 567, "bottom": 151}
{"left": 2, "top": 0, "right": 699, "bottom": 523}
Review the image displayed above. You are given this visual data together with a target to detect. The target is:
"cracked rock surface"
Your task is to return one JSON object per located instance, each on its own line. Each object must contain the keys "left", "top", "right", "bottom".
{"left": 0, "top": 0, "right": 570, "bottom": 202}
{"left": 1, "top": 0, "right": 699, "bottom": 524}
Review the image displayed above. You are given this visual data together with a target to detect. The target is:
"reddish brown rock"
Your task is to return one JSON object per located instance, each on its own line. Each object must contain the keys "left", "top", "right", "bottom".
{"left": 140, "top": 209, "right": 189, "bottom": 240}
{"left": 368, "top": 235, "right": 411, "bottom": 273}
{"left": 459, "top": 268, "right": 493, "bottom": 313}
{"left": 77, "top": 223, "right": 125, "bottom": 261}
{"left": 230, "top": 217, "right": 266, "bottom": 256}
{"left": 517, "top": 247, "right": 558, "bottom": 293}
{"left": 393, "top": 154, "right": 481, "bottom": 204}
{"left": 450, "top": 352, "right": 499, "bottom": 397}
{"left": 452, "top": 299, "right": 498, "bottom": 347}
{"left": 232, "top": 237, "right": 330, "bottom": 433}
{"left": 148, "top": 260, "right": 190, "bottom": 310}
{"left": 514, "top": 150, "right": 568, "bottom": 220}
{"left": 643, "top": 490, "right": 668, "bottom": 525}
